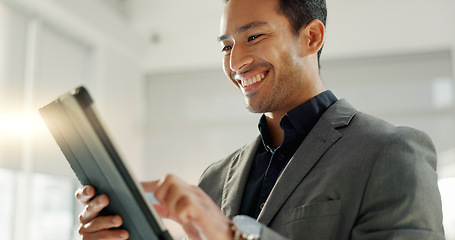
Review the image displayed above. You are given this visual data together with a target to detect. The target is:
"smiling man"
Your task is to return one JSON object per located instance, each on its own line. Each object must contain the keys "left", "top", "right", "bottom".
{"left": 76, "top": 0, "right": 445, "bottom": 239}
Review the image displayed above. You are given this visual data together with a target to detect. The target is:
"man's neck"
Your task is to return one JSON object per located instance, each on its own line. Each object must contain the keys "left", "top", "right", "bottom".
{"left": 264, "top": 84, "right": 327, "bottom": 147}
{"left": 264, "top": 112, "right": 285, "bottom": 148}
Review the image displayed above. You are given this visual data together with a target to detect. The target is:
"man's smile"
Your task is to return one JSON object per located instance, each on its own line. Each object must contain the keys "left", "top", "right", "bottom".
{"left": 234, "top": 70, "right": 269, "bottom": 89}
{"left": 239, "top": 72, "right": 266, "bottom": 87}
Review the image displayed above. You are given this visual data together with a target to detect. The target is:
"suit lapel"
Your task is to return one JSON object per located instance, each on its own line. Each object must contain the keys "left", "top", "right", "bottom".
{"left": 257, "top": 99, "right": 357, "bottom": 225}
{"left": 221, "top": 136, "right": 262, "bottom": 218}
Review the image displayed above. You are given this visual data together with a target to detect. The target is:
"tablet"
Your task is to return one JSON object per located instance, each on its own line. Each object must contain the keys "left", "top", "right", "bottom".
{"left": 39, "top": 86, "right": 173, "bottom": 240}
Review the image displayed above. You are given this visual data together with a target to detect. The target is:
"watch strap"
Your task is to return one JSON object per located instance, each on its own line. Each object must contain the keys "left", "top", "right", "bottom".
{"left": 231, "top": 215, "right": 261, "bottom": 240}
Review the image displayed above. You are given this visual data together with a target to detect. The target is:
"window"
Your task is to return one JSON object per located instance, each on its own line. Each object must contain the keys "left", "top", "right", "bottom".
{"left": 0, "top": 2, "right": 92, "bottom": 240}
{"left": 28, "top": 173, "right": 78, "bottom": 240}
{"left": 0, "top": 169, "right": 15, "bottom": 240}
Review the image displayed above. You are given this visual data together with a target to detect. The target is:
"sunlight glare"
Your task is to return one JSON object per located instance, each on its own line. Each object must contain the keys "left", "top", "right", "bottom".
{"left": 0, "top": 112, "right": 44, "bottom": 138}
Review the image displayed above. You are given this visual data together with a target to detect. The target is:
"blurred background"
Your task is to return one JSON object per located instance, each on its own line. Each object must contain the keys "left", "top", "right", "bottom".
{"left": 0, "top": 0, "right": 454, "bottom": 239}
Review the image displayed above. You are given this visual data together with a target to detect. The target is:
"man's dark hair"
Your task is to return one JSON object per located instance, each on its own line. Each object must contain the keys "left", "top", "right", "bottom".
{"left": 225, "top": 0, "right": 327, "bottom": 69}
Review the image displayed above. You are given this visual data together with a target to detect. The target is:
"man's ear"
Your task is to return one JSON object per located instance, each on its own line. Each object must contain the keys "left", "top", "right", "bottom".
{"left": 298, "top": 19, "right": 325, "bottom": 56}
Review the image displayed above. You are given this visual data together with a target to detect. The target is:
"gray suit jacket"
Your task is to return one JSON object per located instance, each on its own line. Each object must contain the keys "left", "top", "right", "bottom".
{"left": 198, "top": 99, "right": 445, "bottom": 239}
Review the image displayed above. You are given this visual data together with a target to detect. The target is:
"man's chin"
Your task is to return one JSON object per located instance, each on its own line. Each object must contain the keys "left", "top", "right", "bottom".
{"left": 244, "top": 102, "right": 267, "bottom": 114}
{"left": 245, "top": 107, "right": 262, "bottom": 114}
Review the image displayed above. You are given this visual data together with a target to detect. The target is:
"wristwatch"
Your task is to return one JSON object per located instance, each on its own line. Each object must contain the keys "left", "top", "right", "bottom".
{"left": 231, "top": 215, "right": 262, "bottom": 240}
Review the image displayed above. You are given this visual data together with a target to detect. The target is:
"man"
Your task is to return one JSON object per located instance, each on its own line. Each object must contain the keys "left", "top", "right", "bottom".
{"left": 76, "top": 0, "right": 445, "bottom": 239}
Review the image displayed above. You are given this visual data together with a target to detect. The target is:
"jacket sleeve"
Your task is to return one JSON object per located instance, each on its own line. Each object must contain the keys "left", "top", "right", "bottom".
{"left": 351, "top": 127, "right": 445, "bottom": 239}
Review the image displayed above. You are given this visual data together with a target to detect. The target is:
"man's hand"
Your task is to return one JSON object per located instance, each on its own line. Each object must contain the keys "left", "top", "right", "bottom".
{"left": 75, "top": 185, "right": 129, "bottom": 240}
{"left": 142, "top": 174, "right": 233, "bottom": 240}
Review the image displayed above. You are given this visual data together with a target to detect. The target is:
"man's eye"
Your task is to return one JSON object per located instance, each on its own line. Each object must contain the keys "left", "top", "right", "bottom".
{"left": 248, "top": 34, "right": 263, "bottom": 42}
{"left": 222, "top": 46, "right": 232, "bottom": 52}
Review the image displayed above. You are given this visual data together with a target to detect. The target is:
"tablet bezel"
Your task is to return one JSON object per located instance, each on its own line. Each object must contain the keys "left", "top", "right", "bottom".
{"left": 39, "top": 86, "right": 173, "bottom": 240}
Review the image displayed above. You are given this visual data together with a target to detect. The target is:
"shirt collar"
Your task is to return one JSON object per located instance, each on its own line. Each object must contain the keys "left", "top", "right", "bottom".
{"left": 258, "top": 90, "right": 338, "bottom": 150}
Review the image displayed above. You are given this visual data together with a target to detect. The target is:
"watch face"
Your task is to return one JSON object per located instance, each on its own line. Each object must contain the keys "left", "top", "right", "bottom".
{"left": 234, "top": 215, "right": 261, "bottom": 238}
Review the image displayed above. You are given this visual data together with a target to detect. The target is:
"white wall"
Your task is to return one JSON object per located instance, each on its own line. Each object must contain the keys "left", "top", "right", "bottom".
{"left": 324, "top": 0, "right": 455, "bottom": 59}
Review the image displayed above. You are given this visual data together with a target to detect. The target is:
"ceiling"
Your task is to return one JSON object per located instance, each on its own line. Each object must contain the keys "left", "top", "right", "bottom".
{"left": 121, "top": 0, "right": 225, "bottom": 71}
{"left": 98, "top": 0, "right": 455, "bottom": 72}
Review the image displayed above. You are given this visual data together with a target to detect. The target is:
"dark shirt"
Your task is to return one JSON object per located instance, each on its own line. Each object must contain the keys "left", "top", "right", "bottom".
{"left": 239, "top": 90, "right": 338, "bottom": 219}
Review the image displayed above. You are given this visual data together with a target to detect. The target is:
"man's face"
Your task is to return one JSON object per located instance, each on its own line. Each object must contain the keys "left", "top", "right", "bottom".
{"left": 219, "top": 0, "right": 311, "bottom": 115}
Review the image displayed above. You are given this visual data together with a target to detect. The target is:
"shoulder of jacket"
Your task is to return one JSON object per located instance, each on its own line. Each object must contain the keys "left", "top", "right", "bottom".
{"left": 198, "top": 136, "right": 260, "bottom": 184}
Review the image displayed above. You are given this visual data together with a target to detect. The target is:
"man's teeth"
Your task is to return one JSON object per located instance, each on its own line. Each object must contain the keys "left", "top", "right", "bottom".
{"left": 241, "top": 73, "right": 266, "bottom": 87}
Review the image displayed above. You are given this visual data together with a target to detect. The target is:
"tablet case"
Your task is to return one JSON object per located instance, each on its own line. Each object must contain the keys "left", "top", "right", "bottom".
{"left": 39, "top": 86, "right": 173, "bottom": 240}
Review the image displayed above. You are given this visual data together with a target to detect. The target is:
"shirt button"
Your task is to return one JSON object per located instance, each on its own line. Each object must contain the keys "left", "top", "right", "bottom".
{"left": 277, "top": 154, "right": 285, "bottom": 161}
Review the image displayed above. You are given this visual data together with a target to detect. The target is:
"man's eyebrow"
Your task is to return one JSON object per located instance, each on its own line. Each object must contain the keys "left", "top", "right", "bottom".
{"left": 217, "top": 34, "right": 229, "bottom": 42}
{"left": 217, "top": 21, "right": 269, "bottom": 42}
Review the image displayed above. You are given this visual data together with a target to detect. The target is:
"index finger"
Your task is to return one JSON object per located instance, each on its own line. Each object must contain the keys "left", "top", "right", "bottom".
{"left": 75, "top": 185, "right": 96, "bottom": 204}
{"left": 141, "top": 180, "right": 160, "bottom": 193}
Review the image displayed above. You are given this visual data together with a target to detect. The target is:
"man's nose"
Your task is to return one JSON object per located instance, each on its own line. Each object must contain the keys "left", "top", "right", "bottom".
{"left": 230, "top": 44, "right": 254, "bottom": 72}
